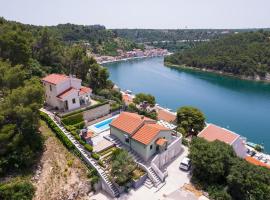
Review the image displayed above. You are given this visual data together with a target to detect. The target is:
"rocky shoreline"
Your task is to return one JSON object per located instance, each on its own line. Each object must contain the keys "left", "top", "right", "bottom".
{"left": 165, "top": 62, "right": 270, "bottom": 83}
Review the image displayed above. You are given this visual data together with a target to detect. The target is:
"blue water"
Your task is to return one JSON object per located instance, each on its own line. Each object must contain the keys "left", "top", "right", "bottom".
{"left": 104, "top": 57, "right": 270, "bottom": 152}
{"left": 94, "top": 118, "right": 114, "bottom": 131}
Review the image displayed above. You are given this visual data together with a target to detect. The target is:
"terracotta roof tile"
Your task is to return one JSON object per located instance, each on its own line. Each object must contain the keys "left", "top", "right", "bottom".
{"left": 245, "top": 156, "right": 270, "bottom": 169}
{"left": 156, "top": 138, "right": 168, "bottom": 146}
{"left": 57, "top": 87, "right": 78, "bottom": 99}
{"left": 110, "top": 112, "right": 154, "bottom": 135}
{"left": 198, "top": 124, "right": 239, "bottom": 145}
{"left": 79, "top": 86, "right": 92, "bottom": 95}
{"left": 132, "top": 123, "right": 169, "bottom": 145}
{"left": 85, "top": 131, "right": 94, "bottom": 140}
{"left": 157, "top": 109, "right": 176, "bottom": 123}
{"left": 42, "top": 74, "right": 69, "bottom": 85}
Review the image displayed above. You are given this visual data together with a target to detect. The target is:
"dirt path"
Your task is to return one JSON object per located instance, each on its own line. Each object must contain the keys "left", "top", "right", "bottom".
{"left": 32, "top": 121, "right": 92, "bottom": 200}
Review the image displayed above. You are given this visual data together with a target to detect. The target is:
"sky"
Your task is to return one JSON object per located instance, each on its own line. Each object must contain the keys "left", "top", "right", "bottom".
{"left": 1, "top": 0, "right": 270, "bottom": 29}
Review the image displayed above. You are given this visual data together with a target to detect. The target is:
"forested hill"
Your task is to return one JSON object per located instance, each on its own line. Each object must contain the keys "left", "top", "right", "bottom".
{"left": 113, "top": 29, "right": 234, "bottom": 43}
{"left": 165, "top": 31, "right": 270, "bottom": 80}
{"left": 0, "top": 17, "right": 140, "bottom": 56}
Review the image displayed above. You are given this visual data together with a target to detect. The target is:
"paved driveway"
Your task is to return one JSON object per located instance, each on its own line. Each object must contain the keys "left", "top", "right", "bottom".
{"left": 91, "top": 146, "right": 191, "bottom": 200}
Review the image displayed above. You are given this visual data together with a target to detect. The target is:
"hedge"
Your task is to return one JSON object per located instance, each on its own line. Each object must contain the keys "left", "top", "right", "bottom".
{"left": 84, "top": 144, "right": 93, "bottom": 152}
{"left": 60, "top": 101, "right": 109, "bottom": 118}
{"left": 62, "top": 113, "right": 84, "bottom": 125}
{"left": 40, "top": 112, "right": 74, "bottom": 150}
{"left": 91, "top": 153, "right": 100, "bottom": 160}
{"left": 73, "top": 121, "right": 85, "bottom": 129}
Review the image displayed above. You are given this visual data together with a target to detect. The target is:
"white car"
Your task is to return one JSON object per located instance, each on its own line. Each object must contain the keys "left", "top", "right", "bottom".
{"left": 179, "top": 157, "right": 191, "bottom": 171}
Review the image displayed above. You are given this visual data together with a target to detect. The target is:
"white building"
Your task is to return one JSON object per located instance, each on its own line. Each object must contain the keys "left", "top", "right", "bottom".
{"left": 198, "top": 124, "right": 247, "bottom": 158}
{"left": 42, "top": 74, "right": 92, "bottom": 111}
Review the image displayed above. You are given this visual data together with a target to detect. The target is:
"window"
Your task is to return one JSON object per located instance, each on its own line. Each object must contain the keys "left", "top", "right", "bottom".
{"left": 150, "top": 145, "right": 153, "bottom": 150}
{"left": 49, "top": 85, "right": 52, "bottom": 91}
{"left": 72, "top": 98, "right": 76, "bottom": 104}
{"left": 125, "top": 135, "right": 129, "bottom": 143}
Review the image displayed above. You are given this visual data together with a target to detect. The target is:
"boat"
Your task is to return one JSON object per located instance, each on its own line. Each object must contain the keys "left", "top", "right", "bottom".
{"left": 246, "top": 142, "right": 264, "bottom": 150}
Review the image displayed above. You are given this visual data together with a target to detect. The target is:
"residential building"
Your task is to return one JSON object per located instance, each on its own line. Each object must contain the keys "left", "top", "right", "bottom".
{"left": 42, "top": 74, "right": 92, "bottom": 111}
{"left": 110, "top": 112, "right": 175, "bottom": 161}
{"left": 155, "top": 106, "right": 177, "bottom": 124}
{"left": 198, "top": 124, "right": 247, "bottom": 158}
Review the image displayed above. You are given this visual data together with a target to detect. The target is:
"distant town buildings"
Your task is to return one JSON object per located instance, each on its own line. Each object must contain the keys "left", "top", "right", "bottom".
{"left": 92, "top": 48, "right": 169, "bottom": 64}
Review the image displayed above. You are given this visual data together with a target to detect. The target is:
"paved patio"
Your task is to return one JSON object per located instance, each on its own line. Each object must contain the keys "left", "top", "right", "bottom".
{"left": 91, "top": 146, "right": 191, "bottom": 200}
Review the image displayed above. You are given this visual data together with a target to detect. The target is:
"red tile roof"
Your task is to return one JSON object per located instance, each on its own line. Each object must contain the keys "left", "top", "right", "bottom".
{"left": 245, "top": 156, "right": 270, "bottom": 169}
{"left": 79, "top": 86, "right": 92, "bottom": 95}
{"left": 57, "top": 87, "right": 78, "bottom": 99}
{"left": 157, "top": 109, "right": 176, "bottom": 123}
{"left": 156, "top": 138, "right": 168, "bottom": 146}
{"left": 111, "top": 112, "right": 154, "bottom": 135}
{"left": 111, "top": 112, "right": 170, "bottom": 145}
{"left": 85, "top": 131, "right": 94, "bottom": 140}
{"left": 132, "top": 123, "right": 169, "bottom": 145}
{"left": 198, "top": 124, "right": 239, "bottom": 145}
{"left": 42, "top": 74, "right": 69, "bottom": 85}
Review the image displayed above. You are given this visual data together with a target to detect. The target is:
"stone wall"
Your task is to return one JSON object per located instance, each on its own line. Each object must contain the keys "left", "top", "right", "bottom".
{"left": 82, "top": 103, "right": 110, "bottom": 121}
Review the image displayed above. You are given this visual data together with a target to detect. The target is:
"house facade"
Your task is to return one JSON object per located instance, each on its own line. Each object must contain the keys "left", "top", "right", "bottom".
{"left": 110, "top": 112, "right": 175, "bottom": 161}
{"left": 198, "top": 124, "right": 247, "bottom": 158}
{"left": 42, "top": 74, "right": 92, "bottom": 111}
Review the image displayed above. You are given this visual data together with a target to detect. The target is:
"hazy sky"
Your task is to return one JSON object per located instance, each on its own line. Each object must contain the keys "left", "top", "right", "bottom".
{"left": 1, "top": 0, "right": 270, "bottom": 29}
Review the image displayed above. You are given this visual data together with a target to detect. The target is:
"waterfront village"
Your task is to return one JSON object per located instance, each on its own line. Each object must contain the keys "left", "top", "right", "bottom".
{"left": 90, "top": 47, "right": 170, "bottom": 64}
{"left": 39, "top": 73, "right": 270, "bottom": 200}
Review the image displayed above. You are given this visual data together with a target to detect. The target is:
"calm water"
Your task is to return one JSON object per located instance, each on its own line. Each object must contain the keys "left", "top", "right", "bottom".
{"left": 104, "top": 57, "right": 270, "bottom": 152}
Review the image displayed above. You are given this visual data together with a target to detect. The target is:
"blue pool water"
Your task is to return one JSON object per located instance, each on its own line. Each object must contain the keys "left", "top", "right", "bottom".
{"left": 94, "top": 118, "right": 114, "bottom": 131}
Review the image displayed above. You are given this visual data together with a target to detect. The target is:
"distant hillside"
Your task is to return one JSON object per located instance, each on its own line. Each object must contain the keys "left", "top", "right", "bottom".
{"left": 0, "top": 17, "right": 141, "bottom": 57}
{"left": 165, "top": 31, "right": 270, "bottom": 80}
{"left": 112, "top": 29, "right": 270, "bottom": 52}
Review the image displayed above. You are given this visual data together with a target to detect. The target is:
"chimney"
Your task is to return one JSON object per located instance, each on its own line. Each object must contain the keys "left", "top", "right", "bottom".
{"left": 141, "top": 116, "right": 144, "bottom": 120}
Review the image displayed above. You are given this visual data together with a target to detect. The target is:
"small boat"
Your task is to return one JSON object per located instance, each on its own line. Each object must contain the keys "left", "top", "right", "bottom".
{"left": 126, "top": 90, "right": 133, "bottom": 94}
{"left": 247, "top": 142, "right": 264, "bottom": 150}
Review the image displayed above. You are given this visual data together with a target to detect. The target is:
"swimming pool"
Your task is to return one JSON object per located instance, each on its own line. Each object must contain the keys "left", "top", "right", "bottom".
{"left": 88, "top": 116, "right": 117, "bottom": 133}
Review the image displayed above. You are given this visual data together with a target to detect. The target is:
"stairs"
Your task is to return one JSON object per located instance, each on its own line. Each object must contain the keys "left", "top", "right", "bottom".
{"left": 108, "top": 135, "right": 164, "bottom": 188}
{"left": 143, "top": 178, "right": 154, "bottom": 189}
{"left": 148, "top": 167, "right": 162, "bottom": 187}
{"left": 40, "top": 109, "right": 120, "bottom": 198}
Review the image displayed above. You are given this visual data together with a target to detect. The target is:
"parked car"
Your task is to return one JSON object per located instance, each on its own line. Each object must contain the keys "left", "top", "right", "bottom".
{"left": 180, "top": 157, "right": 191, "bottom": 171}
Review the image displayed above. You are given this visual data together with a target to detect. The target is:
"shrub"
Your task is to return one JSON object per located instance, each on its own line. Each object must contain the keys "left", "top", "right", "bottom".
{"left": 91, "top": 153, "right": 100, "bottom": 160}
{"left": 40, "top": 112, "right": 74, "bottom": 150}
{"left": 73, "top": 121, "right": 85, "bottom": 129}
{"left": 84, "top": 144, "right": 93, "bottom": 152}
{"left": 98, "top": 160, "right": 105, "bottom": 168}
{"left": 182, "top": 138, "right": 190, "bottom": 146}
{"left": 0, "top": 179, "right": 35, "bottom": 200}
{"left": 62, "top": 113, "right": 84, "bottom": 125}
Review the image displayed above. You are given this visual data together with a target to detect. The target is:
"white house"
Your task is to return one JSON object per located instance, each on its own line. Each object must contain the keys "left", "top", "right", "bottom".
{"left": 42, "top": 74, "right": 92, "bottom": 111}
{"left": 198, "top": 124, "right": 247, "bottom": 158}
{"left": 110, "top": 112, "right": 176, "bottom": 161}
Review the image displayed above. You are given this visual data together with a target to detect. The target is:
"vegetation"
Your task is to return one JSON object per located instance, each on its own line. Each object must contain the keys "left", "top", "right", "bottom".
{"left": 40, "top": 112, "right": 75, "bottom": 150}
{"left": 165, "top": 31, "right": 270, "bottom": 79}
{"left": 176, "top": 106, "right": 206, "bottom": 136}
{"left": 0, "top": 60, "right": 44, "bottom": 176}
{"left": 189, "top": 138, "right": 270, "bottom": 200}
{"left": 133, "top": 93, "right": 156, "bottom": 106}
{"left": 0, "top": 178, "right": 35, "bottom": 200}
{"left": 61, "top": 113, "right": 84, "bottom": 126}
{"left": 127, "top": 103, "right": 157, "bottom": 120}
{"left": 91, "top": 153, "right": 100, "bottom": 160}
{"left": 110, "top": 149, "right": 137, "bottom": 186}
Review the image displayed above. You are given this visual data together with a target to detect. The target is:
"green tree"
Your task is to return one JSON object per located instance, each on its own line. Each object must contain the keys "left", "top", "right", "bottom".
{"left": 189, "top": 138, "right": 236, "bottom": 185}
{"left": 110, "top": 149, "right": 136, "bottom": 186}
{"left": 87, "top": 63, "right": 110, "bottom": 92}
{"left": 133, "top": 93, "right": 156, "bottom": 106}
{"left": 227, "top": 159, "right": 270, "bottom": 200}
{"left": 176, "top": 106, "right": 205, "bottom": 136}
